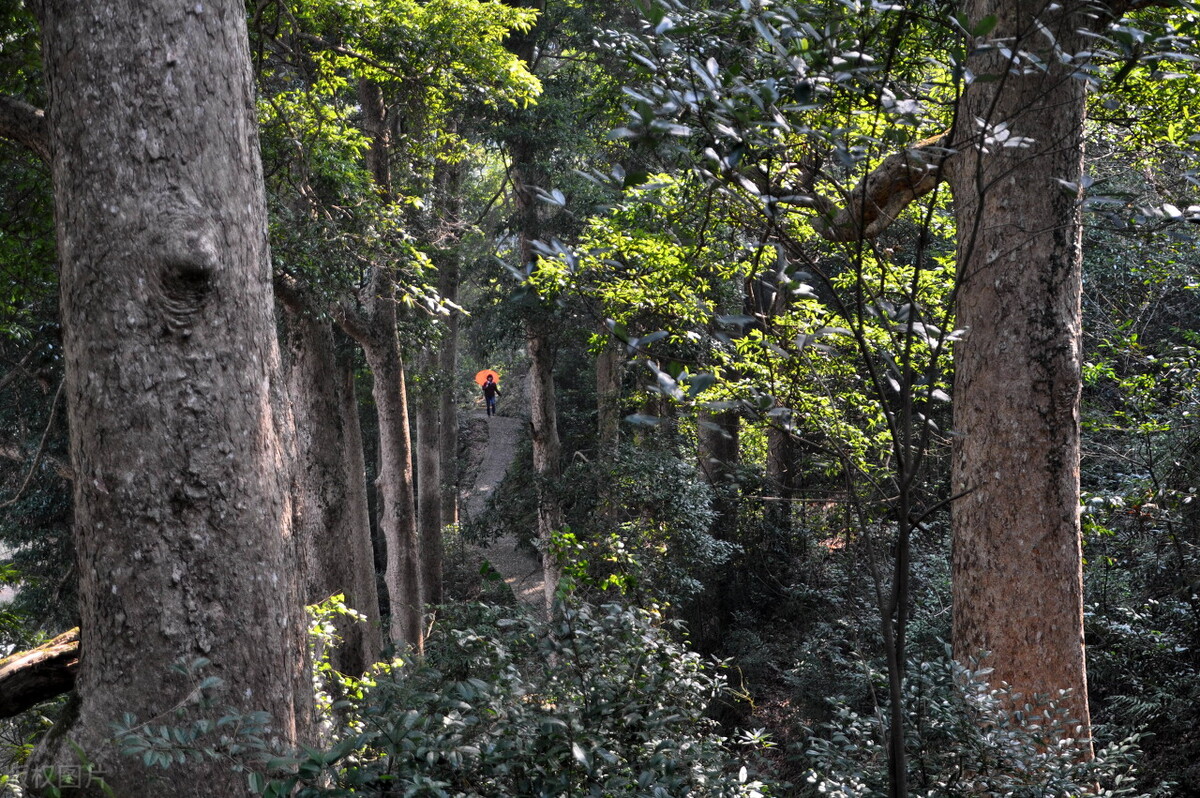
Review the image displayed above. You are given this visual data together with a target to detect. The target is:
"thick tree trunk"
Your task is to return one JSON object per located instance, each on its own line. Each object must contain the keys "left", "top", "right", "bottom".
{"left": 282, "top": 308, "right": 381, "bottom": 675}
{"left": 415, "top": 349, "right": 444, "bottom": 606}
{"left": 500, "top": 0, "right": 561, "bottom": 610}
{"left": 947, "top": 0, "right": 1094, "bottom": 737}
{"left": 697, "top": 408, "right": 740, "bottom": 518}
{"left": 33, "top": 1, "right": 308, "bottom": 792}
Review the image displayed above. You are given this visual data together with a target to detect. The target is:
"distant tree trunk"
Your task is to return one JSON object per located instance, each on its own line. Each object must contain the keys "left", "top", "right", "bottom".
{"left": 429, "top": 156, "right": 463, "bottom": 534}
{"left": 695, "top": 406, "right": 740, "bottom": 649}
{"left": 527, "top": 314, "right": 564, "bottom": 608}
{"left": 504, "top": 1, "right": 561, "bottom": 610}
{"left": 766, "top": 422, "right": 798, "bottom": 531}
{"left": 415, "top": 348, "right": 444, "bottom": 606}
{"left": 751, "top": 268, "right": 797, "bottom": 533}
{"left": 282, "top": 307, "right": 381, "bottom": 675}
{"left": 947, "top": 0, "right": 1095, "bottom": 739}
{"left": 340, "top": 76, "right": 423, "bottom": 651}
{"left": 697, "top": 407, "right": 740, "bottom": 523}
{"left": 437, "top": 252, "right": 461, "bottom": 527}
{"left": 337, "top": 348, "right": 380, "bottom": 660}
{"left": 596, "top": 336, "right": 624, "bottom": 458}
{"left": 33, "top": 0, "right": 308, "bottom": 792}
{"left": 358, "top": 320, "right": 423, "bottom": 650}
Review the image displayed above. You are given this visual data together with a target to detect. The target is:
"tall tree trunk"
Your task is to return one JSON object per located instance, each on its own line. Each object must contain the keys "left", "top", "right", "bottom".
{"left": 765, "top": 422, "right": 797, "bottom": 531}
{"left": 430, "top": 156, "right": 463, "bottom": 537}
{"left": 33, "top": 0, "right": 308, "bottom": 792}
{"left": 527, "top": 315, "right": 564, "bottom": 608}
{"left": 360, "top": 323, "right": 423, "bottom": 650}
{"left": 947, "top": 0, "right": 1095, "bottom": 739}
{"left": 596, "top": 336, "right": 624, "bottom": 459}
{"left": 504, "top": 2, "right": 561, "bottom": 609}
{"left": 282, "top": 307, "right": 381, "bottom": 675}
{"left": 415, "top": 349, "right": 444, "bottom": 606}
{"left": 346, "top": 75, "right": 423, "bottom": 650}
{"left": 337, "top": 345, "right": 381, "bottom": 666}
{"left": 437, "top": 254, "right": 461, "bottom": 527}
{"left": 697, "top": 407, "right": 740, "bottom": 522}
{"left": 695, "top": 406, "right": 740, "bottom": 649}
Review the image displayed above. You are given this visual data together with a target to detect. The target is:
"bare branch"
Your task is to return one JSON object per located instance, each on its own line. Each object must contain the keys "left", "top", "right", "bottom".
{"left": 811, "top": 132, "right": 952, "bottom": 242}
{"left": 0, "top": 95, "right": 51, "bottom": 163}
{"left": 291, "top": 32, "right": 407, "bottom": 79}
{"left": 0, "top": 378, "right": 68, "bottom": 507}
{"left": 0, "top": 627, "right": 78, "bottom": 719}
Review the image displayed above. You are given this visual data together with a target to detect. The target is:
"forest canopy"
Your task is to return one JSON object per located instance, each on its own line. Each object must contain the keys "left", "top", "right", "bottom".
{"left": 2, "top": 0, "right": 1200, "bottom": 795}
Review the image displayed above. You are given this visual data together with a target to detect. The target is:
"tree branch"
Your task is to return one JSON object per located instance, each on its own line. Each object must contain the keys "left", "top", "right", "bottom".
{"left": 274, "top": 271, "right": 374, "bottom": 345}
{"left": 811, "top": 132, "right": 952, "bottom": 242}
{"left": 0, "top": 95, "right": 50, "bottom": 163}
{"left": 0, "top": 627, "right": 78, "bottom": 719}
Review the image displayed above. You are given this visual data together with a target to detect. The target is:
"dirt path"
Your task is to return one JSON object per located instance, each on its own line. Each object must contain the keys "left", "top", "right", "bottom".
{"left": 462, "top": 412, "right": 545, "bottom": 612}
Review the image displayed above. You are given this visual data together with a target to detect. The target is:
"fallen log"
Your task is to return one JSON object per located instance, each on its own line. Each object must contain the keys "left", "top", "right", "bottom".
{"left": 0, "top": 627, "right": 78, "bottom": 719}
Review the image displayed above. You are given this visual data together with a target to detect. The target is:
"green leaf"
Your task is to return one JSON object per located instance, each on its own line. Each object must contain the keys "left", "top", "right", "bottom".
{"left": 973, "top": 15, "right": 998, "bottom": 37}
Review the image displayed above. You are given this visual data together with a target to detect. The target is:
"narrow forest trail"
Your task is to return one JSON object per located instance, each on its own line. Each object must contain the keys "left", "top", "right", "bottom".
{"left": 462, "top": 412, "right": 545, "bottom": 612}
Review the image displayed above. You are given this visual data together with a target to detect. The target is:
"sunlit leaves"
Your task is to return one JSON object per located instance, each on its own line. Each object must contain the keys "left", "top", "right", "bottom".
{"left": 532, "top": 173, "right": 756, "bottom": 335}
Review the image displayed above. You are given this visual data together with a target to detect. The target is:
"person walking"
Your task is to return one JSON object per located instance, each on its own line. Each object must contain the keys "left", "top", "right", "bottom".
{"left": 481, "top": 373, "right": 501, "bottom": 417}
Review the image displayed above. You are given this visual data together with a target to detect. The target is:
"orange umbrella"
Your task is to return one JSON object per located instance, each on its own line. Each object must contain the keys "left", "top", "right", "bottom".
{"left": 474, "top": 369, "right": 500, "bottom": 386}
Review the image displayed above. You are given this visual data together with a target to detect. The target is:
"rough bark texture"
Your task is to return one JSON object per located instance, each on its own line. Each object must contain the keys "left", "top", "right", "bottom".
{"left": 282, "top": 308, "right": 381, "bottom": 675}
{"left": 811, "top": 132, "right": 949, "bottom": 242}
{"left": 33, "top": 1, "right": 308, "bottom": 792}
{"left": 947, "top": 0, "right": 1095, "bottom": 734}
{"left": 361, "top": 329, "right": 423, "bottom": 650}
{"left": 416, "top": 349, "right": 444, "bottom": 606}
{"left": 765, "top": 422, "right": 797, "bottom": 530}
{"left": 526, "top": 318, "right": 564, "bottom": 609}
{"left": 336, "top": 351, "right": 379, "bottom": 657}
{"left": 0, "top": 627, "right": 77, "bottom": 719}
{"left": 697, "top": 408, "right": 740, "bottom": 506}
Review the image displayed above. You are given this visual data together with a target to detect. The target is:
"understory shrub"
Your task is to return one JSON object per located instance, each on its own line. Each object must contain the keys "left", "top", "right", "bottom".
{"left": 262, "top": 601, "right": 770, "bottom": 797}
{"left": 799, "top": 652, "right": 1166, "bottom": 797}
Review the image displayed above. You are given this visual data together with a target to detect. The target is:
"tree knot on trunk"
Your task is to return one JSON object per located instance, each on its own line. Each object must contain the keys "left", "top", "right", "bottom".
{"left": 154, "top": 224, "right": 218, "bottom": 336}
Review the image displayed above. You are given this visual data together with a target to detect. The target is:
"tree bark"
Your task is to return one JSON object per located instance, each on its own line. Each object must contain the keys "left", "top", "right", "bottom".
{"left": 282, "top": 307, "right": 381, "bottom": 675}
{"left": 694, "top": 406, "right": 740, "bottom": 649}
{"left": 765, "top": 421, "right": 797, "bottom": 531}
{"left": 359, "top": 322, "right": 423, "bottom": 650}
{"left": 0, "top": 627, "right": 77, "bottom": 720}
{"left": 0, "top": 95, "right": 50, "bottom": 163}
{"left": 527, "top": 315, "right": 564, "bottom": 608}
{"left": 596, "top": 335, "right": 624, "bottom": 458}
{"left": 947, "top": 0, "right": 1096, "bottom": 738}
{"left": 340, "top": 75, "right": 423, "bottom": 651}
{"left": 33, "top": 1, "right": 308, "bottom": 792}
{"left": 504, "top": 0, "right": 561, "bottom": 610}
{"left": 415, "top": 348, "right": 444, "bottom": 606}
{"left": 437, "top": 253, "right": 461, "bottom": 528}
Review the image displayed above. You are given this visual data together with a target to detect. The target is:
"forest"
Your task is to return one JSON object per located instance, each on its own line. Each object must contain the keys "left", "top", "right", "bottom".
{"left": 1, "top": 0, "right": 1200, "bottom": 795}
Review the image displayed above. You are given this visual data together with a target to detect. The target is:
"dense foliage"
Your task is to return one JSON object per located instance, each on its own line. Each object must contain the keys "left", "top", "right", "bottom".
{"left": 3, "top": 0, "right": 1200, "bottom": 793}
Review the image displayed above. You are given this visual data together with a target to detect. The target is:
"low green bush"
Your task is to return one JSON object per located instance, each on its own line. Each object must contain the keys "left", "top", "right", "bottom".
{"left": 799, "top": 651, "right": 1166, "bottom": 797}
{"left": 261, "top": 600, "right": 768, "bottom": 797}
